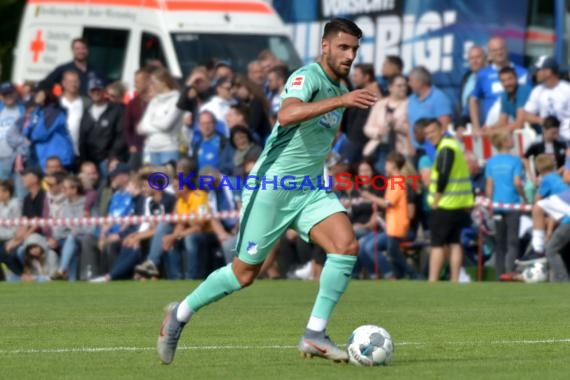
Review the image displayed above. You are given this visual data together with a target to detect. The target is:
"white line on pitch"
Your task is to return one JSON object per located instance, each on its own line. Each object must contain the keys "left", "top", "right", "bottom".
{"left": 2, "top": 339, "right": 570, "bottom": 355}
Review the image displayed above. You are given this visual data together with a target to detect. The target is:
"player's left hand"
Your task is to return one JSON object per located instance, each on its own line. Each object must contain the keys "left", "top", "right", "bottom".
{"left": 341, "top": 89, "right": 378, "bottom": 109}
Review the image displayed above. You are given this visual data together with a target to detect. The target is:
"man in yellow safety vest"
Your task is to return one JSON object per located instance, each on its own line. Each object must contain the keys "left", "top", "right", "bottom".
{"left": 425, "top": 119, "right": 474, "bottom": 282}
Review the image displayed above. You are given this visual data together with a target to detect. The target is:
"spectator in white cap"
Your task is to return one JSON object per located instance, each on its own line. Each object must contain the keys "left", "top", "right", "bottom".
{"left": 524, "top": 56, "right": 570, "bottom": 142}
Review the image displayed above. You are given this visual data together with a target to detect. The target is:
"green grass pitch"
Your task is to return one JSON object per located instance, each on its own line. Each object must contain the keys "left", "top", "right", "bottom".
{"left": 1, "top": 281, "right": 569, "bottom": 379}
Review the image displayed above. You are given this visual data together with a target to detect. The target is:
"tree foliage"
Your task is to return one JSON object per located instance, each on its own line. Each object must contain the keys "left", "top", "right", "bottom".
{"left": 0, "top": 0, "right": 26, "bottom": 81}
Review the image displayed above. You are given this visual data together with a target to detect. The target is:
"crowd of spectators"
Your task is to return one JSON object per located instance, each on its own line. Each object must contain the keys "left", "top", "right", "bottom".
{"left": 1, "top": 35, "right": 570, "bottom": 283}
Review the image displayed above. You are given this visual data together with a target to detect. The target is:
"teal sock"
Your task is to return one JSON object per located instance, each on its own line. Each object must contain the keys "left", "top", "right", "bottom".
{"left": 309, "top": 254, "right": 356, "bottom": 324}
{"left": 186, "top": 263, "right": 242, "bottom": 313}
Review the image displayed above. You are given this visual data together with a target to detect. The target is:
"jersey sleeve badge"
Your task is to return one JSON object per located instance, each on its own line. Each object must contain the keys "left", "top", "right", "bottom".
{"left": 290, "top": 75, "right": 305, "bottom": 90}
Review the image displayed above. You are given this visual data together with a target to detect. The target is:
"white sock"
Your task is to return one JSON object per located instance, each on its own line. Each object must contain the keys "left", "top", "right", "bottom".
{"left": 176, "top": 299, "right": 194, "bottom": 323}
{"left": 306, "top": 316, "right": 327, "bottom": 332}
{"left": 531, "top": 229, "right": 545, "bottom": 252}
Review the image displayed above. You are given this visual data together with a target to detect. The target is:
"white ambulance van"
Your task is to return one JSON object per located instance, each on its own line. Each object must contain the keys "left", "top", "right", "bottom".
{"left": 12, "top": 0, "right": 302, "bottom": 88}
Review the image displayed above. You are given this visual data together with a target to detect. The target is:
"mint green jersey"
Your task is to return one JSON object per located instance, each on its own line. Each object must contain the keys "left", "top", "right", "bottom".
{"left": 249, "top": 62, "right": 348, "bottom": 183}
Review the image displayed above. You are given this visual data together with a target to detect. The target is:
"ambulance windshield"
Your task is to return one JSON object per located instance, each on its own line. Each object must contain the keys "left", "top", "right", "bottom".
{"left": 172, "top": 33, "right": 302, "bottom": 75}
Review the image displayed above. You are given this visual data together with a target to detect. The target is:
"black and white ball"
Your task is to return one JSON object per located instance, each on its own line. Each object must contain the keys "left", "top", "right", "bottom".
{"left": 347, "top": 325, "right": 394, "bottom": 366}
{"left": 521, "top": 262, "right": 548, "bottom": 283}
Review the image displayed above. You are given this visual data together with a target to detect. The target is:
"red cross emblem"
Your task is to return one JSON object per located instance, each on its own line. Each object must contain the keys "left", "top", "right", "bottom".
{"left": 30, "top": 30, "right": 45, "bottom": 63}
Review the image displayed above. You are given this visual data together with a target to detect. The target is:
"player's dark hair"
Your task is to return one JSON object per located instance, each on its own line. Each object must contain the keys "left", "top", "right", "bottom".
{"left": 385, "top": 55, "right": 404, "bottom": 73}
{"left": 543, "top": 115, "right": 560, "bottom": 129}
{"left": 354, "top": 63, "right": 375, "bottom": 82}
{"left": 499, "top": 66, "right": 516, "bottom": 77}
{"left": 386, "top": 152, "right": 406, "bottom": 170}
{"left": 323, "top": 18, "right": 363, "bottom": 39}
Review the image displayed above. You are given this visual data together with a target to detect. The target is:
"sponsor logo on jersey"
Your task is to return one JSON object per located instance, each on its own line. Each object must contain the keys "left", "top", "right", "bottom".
{"left": 290, "top": 75, "right": 305, "bottom": 90}
{"left": 319, "top": 110, "right": 341, "bottom": 129}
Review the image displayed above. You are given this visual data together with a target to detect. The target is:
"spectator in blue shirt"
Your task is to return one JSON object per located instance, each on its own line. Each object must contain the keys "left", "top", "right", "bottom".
{"left": 469, "top": 37, "right": 528, "bottom": 134}
{"left": 456, "top": 45, "right": 487, "bottom": 130}
{"left": 485, "top": 130, "right": 527, "bottom": 277}
{"left": 407, "top": 67, "right": 452, "bottom": 160}
{"left": 192, "top": 111, "right": 234, "bottom": 175}
{"left": 494, "top": 67, "right": 532, "bottom": 133}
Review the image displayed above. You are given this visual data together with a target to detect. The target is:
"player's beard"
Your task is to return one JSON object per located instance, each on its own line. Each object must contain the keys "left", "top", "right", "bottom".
{"left": 327, "top": 54, "right": 351, "bottom": 79}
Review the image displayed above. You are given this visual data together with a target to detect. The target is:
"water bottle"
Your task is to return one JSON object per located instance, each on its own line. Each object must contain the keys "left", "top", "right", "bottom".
{"left": 86, "top": 265, "right": 93, "bottom": 280}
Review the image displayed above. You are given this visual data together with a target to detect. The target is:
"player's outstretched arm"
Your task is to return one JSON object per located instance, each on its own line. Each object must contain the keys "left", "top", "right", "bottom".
{"left": 277, "top": 89, "right": 377, "bottom": 127}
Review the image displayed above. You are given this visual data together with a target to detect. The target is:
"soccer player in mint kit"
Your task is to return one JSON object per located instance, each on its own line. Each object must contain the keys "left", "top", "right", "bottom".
{"left": 157, "top": 18, "right": 378, "bottom": 364}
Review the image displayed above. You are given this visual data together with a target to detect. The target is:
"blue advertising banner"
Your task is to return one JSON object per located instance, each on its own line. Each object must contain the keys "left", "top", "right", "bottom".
{"left": 273, "top": 0, "right": 531, "bottom": 109}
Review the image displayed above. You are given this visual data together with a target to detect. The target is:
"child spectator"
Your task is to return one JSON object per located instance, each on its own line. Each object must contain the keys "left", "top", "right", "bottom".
{"left": 360, "top": 153, "right": 418, "bottom": 279}
{"left": 485, "top": 131, "right": 527, "bottom": 277}
{"left": 522, "top": 154, "right": 570, "bottom": 263}
{"left": 341, "top": 160, "right": 392, "bottom": 279}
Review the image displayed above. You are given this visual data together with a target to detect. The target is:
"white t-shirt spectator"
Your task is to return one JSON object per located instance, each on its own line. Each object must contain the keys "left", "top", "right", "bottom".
{"left": 524, "top": 80, "right": 570, "bottom": 140}
{"left": 61, "top": 96, "right": 84, "bottom": 155}
{"left": 138, "top": 90, "right": 182, "bottom": 152}
{"left": 200, "top": 96, "right": 236, "bottom": 137}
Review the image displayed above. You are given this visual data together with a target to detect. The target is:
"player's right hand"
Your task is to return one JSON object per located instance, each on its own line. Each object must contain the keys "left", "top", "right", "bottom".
{"left": 341, "top": 89, "right": 378, "bottom": 109}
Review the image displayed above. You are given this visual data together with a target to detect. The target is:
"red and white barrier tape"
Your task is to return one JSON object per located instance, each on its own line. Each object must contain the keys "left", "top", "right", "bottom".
{"left": 0, "top": 197, "right": 533, "bottom": 227}
{"left": 0, "top": 211, "right": 240, "bottom": 228}
{"left": 475, "top": 196, "right": 533, "bottom": 212}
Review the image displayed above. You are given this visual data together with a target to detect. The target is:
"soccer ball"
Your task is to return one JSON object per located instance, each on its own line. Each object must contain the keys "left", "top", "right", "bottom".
{"left": 521, "top": 262, "right": 548, "bottom": 283}
{"left": 346, "top": 325, "right": 394, "bottom": 366}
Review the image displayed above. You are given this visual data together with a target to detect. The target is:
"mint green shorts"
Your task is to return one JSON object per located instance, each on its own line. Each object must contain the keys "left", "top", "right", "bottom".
{"left": 234, "top": 188, "right": 346, "bottom": 265}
